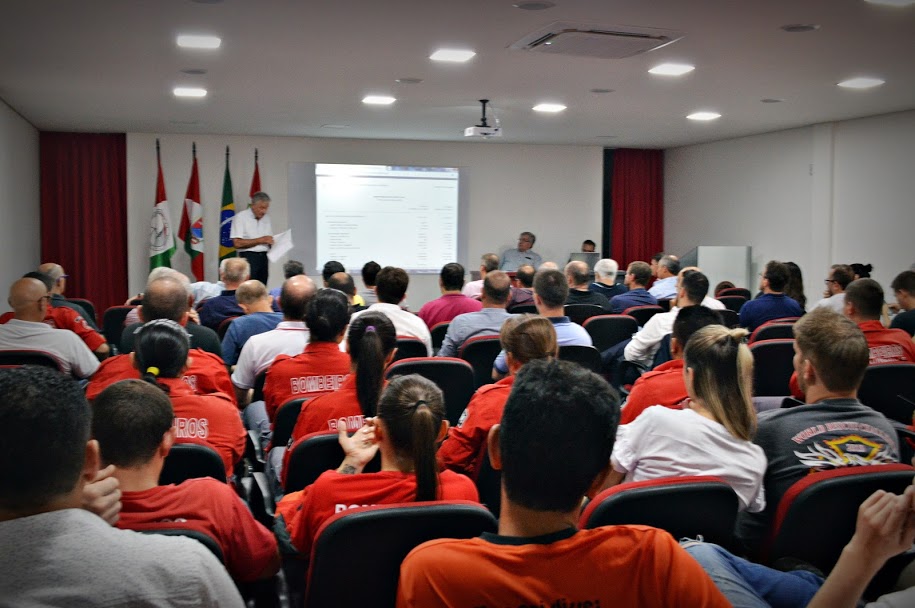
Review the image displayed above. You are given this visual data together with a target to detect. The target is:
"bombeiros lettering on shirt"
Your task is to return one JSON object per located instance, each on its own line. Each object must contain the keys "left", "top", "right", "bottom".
{"left": 871, "top": 344, "right": 906, "bottom": 364}
{"left": 174, "top": 416, "right": 209, "bottom": 439}
{"left": 290, "top": 374, "right": 346, "bottom": 395}
{"left": 334, "top": 503, "right": 377, "bottom": 514}
{"left": 327, "top": 416, "right": 364, "bottom": 432}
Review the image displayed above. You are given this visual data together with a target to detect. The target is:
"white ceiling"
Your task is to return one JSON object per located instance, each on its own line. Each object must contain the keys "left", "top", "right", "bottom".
{"left": 1, "top": 0, "right": 914, "bottom": 148}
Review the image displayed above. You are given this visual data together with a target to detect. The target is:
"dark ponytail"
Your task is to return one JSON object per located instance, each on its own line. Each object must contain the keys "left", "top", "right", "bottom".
{"left": 347, "top": 313, "right": 396, "bottom": 417}
{"left": 377, "top": 374, "right": 445, "bottom": 502}
{"left": 134, "top": 319, "right": 190, "bottom": 395}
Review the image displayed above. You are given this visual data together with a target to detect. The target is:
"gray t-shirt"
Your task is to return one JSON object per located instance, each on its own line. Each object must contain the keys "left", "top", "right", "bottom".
{"left": 736, "top": 398, "right": 899, "bottom": 550}
{"left": 0, "top": 508, "right": 243, "bottom": 607}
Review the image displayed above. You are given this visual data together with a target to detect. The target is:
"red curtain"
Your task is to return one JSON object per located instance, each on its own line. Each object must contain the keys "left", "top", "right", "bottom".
{"left": 40, "top": 133, "right": 127, "bottom": 315}
{"left": 609, "top": 149, "right": 664, "bottom": 267}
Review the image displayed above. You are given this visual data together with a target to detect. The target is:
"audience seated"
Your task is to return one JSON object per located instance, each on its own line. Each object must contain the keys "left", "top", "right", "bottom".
{"left": 890, "top": 270, "right": 915, "bottom": 336}
{"left": 785, "top": 261, "right": 807, "bottom": 311}
{"left": 349, "top": 266, "right": 432, "bottom": 356}
{"left": 462, "top": 253, "right": 499, "bottom": 300}
{"left": 437, "top": 271, "right": 513, "bottom": 358}
{"left": 492, "top": 268, "right": 591, "bottom": 378}
{"left": 38, "top": 262, "right": 99, "bottom": 329}
{"left": 620, "top": 306, "right": 722, "bottom": 425}
{"left": 262, "top": 289, "right": 351, "bottom": 423}
{"left": 607, "top": 325, "right": 766, "bottom": 512}
{"left": 714, "top": 280, "right": 735, "bottom": 296}
{"left": 87, "top": 277, "right": 234, "bottom": 403}
{"left": 198, "top": 258, "right": 251, "bottom": 330}
{"left": 506, "top": 264, "right": 535, "bottom": 309}
{"left": 648, "top": 255, "right": 681, "bottom": 299}
{"left": 811, "top": 263, "right": 854, "bottom": 313}
{"left": 220, "top": 280, "right": 282, "bottom": 365}
{"left": 500, "top": 231, "right": 542, "bottom": 271}
{"left": 417, "top": 263, "right": 482, "bottom": 328}
{"left": 590, "top": 258, "right": 627, "bottom": 300}
{"left": 277, "top": 375, "right": 478, "bottom": 561}
{"left": 439, "top": 315, "right": 557, "bottom": 477}
{"left": 397, "top": 359, "right": 729, "bottom": 607}
{"left": 739, "top": 260, "right": 804, "bottom": 331}
{"left": 0, "top": 277, "right": 100, "bottom": 378}
{"left": 360, "top": 260, "right": 381, "bottom": 306}
{"left": 326, "top": 271, "right": 367, "bottom": 313}
{"left": 93, "top": 379, "right": 280, "bottom": 583}
{"left": 609, "top": 261, "right": 658, "bottom": 313}
{"left": 736, "top": 308, "right": 900, "bottom": 553}
{"left": 0, "top": 366, "right": 243, "bottom": 606}
{"left": 564, "top": 260, "right": 611, "bottom": 311}
{"left": 132, "top": 320, "right": 245, "bottom": 478}
{"left": 268, "top": 259, "right": 305, "bottom": 299}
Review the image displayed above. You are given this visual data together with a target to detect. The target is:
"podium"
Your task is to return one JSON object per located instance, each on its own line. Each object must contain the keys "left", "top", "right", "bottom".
{"left": 679, "top": 246, "right": 752, "bottom": 292}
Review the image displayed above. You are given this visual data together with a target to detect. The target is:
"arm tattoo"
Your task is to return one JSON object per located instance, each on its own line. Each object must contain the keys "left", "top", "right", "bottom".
{"left": 340, "top": 464, "right": 357, "bottom": 475}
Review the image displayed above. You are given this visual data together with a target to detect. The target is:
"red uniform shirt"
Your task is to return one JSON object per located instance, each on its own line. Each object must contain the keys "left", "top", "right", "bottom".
{"left": 85, "top": 349, "right": 236, "bottom": 405}
{"left": 620, "top": 359, "right": 688, "bottom": 425}
{"left": 263, "top": 342, "right": 350, "bottom": 422}
{"left": 0, "top": 305, "right": 105, "bottom": 351}
{"left": 397, "top": 525, "right": 729, "bottom": 608}
{"left": 277, "top": 469, "right": 478, "bottom": 557}
{"left": 159, "top": 377, "right": 245, "bottom": 477}
{"left": 291, "top": 374, "right": 365, "bottom": 441}
{"left": 438, "top": 375, "right": 514, "bottom": 478}
{"left": 417, "top": 293, "right": 483, "bottom": 329}
{"left": 117, "top": 478, "right": 277, "bottom": 582}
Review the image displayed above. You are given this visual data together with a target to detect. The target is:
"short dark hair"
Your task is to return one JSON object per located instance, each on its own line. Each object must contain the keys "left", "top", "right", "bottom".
{"left": 322, "top": 261, "right": 346, "bottom": 284}
{"left": 794, "top": 308, "right": 869, "bottom": 392}
{"left": 481, "top": 254, "right": 500, "bottom": 273}
{"left": 680, "top": 269, "right": 709, "bottom": 304}
{"left": 327, "top": 272, "right": 356, "bottom": 297}
{"left": 0, "top": 367, "right": 91, "bottom": 511}
{"left": 533, "top": 269, "right": 568, "bottom": 308}
{"left": 516, "top": 264, "right": 535, "bottom": 288}
{"left": 582, "top": 239, "right": 596, "bottom": 250}
{"left": 93, "top": 380, "right": 174, "bottom": 468}
{"left": 500, "top": 359, "right": 619, "bottom": 512}
{"left": 627, "top": 261, "right": 651, "bottom": 286}
{"left": 440, "top": 263, "right": 465, "bottom": 291}
{"left": 831, "top": 264, "right": 854, "bottom": 290}
{"left": 672, "top": 305, "right": 723, "bottom": 347}
{"left": 306, "top": 288, "right": 351, "bottom": 342}
{"left": 361, "top": 261, "right": 381, "bottom": 287}
{"left": 764, "top": 261, "right": 790, "bottom": 292}
{"left": 142, "top": 277, "right": 187, "bottom": 322}
{"left": 520, "top": 231, "right": 536, "bottom": 245}
{"left": 845, "top": 278, "right": 884, "bottom": 320}
{"left": 283, "top": 260, "right": 305, "bottom": 279}
{"left": 565, "top": 261, "right": 590, "bottom": 287}
{"left": 23, "top": 271, "right": 53, "bottom": 292}
{"left": 375, "top": 267, "right": 409, "bottom": 304}
{"left": 483, "top": 270, "right": 511, "bottom": 305}
{"left": 659, "top": 255, "right": 681, "bottom": 275}
{"left": 891, "top": 270, "right": 915, "bottom": 294}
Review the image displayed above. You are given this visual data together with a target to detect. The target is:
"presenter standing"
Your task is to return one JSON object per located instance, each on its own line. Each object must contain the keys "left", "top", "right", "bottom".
{"left": 231, "top": 191, "right": 274, "bottom": 285}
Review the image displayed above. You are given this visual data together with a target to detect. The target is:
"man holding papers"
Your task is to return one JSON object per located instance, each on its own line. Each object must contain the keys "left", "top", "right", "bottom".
{"left": 231, "top": 191, "right": 274, "bottom": 284}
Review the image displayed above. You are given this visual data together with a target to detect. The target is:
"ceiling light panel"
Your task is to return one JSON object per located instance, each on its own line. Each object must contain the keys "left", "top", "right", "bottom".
{"left": 687, "top": 111, "right": 721, "bottom": 121}
{"left": 533, "top": 103, "right": 566, "bottom": 113}
{"left": 362, "top": 95, "right": 396, "bottom": 105}
{"left": 864, "top": 0, "right": 915, "bottom": 6}
{"left": 837, "top": 77, "right": 885, "bottom": 89}
{"left": 176, "top": 35, "right": 222, "bottom": 49}
{"left": 429, "top": 49, "right": 476, "bottom": 62}
{"left": 648, "top": 63, "right": 695, "bottom": 76}
{"left": 173, "top": 87, "right": 207, "bottom": 98}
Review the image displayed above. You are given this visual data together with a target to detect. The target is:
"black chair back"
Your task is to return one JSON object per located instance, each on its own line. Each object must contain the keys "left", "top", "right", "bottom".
{"left": 581, "top": 476, "right": 740, "bottom": 550}
{"left": 140, "top": 528, "right": 225, "bottom": 562}
{"left": 305, "top": 502, "right": 497, "bottom": 608}
{"left": 558, "top": 345, "right": 602, "bottom": 373}
{"left": 159, "top": 443, "right": 227, "bottom": 484}
{"left": 656, "top": 298, "right": 673, "bottom": 312}
{"left": 251, "top": 371, "right": 267, "bottom": 403}
{"left": 0, "top": 350, "right": 63, "bottom": 371}
{"left": 393, "top": 337, "right": 428, "bottom": 362}
{"left": 430, "top": 322, "right": 449, "bottom": 354}
{"left": 507, "top": 304, "right": 537, "bottom": 314}
{"left": 716, "top": 295, "right": 748, "bottom": 313}
{"left": 857, "top": 364, "right": 915, "bottom": 425}
{"left": 583, "top": 315, "right": 638, "bottom": 352}
{"left": 66, "top": 297, "right": 97, "bottom": 325}
{"left": 718, "top": 287, "right": 753, "bottom": 300}
{"left": 718, "top": 308, "right": 740, "bottom": 328}
{"left": 622, "top": 305, "right": 664, "bottom": 327}
{"left": 102, "top": 305, "right": 136, "bottom": 350}
{"left": 459, "top": 336, "right": 503, "bottom": 388}
{"left": 749, "top": 323, "right": 796, "bottom": 343}
{"left": 750, "top": 339, "right": 795, "bottom": 396}
{"left": 385, "top": 358, "right": 475, "bottom": 425}
{"left": 475, "top": 446, "right": 502, "bottom": 519}
{"left": 216, "top": 316, "right": 239, "bottom": 340}
{"left": 564, "top": 304, "right": 604, "bottom": 325}
{"left": 284, "top": 432, "right": 381, "bottom": 493}
{"left": 272, "top": 397, "right": 308, "bottom": 449}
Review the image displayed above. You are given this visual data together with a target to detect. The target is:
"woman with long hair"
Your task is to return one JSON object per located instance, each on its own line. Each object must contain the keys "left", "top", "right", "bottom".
{"left": 784, "top": 261, "right": 807, "bottom": 311}
{"left": 605, "top": 325, "right": 766, "bottom": 512}
{"left": 290, "top": 312, "right": 397, "bottom": 441}
{"left": 280, "top": 374, "right": 478, "bottom": 558}
{"left": 132, "top": 319, "right": 245, "bottom": 478}
{"left": 439, "top": 314, "right": 558, "bottom": 477}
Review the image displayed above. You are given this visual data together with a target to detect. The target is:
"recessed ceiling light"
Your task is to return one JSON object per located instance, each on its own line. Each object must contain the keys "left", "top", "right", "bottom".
{"left": 590, "top": 88, "right": 614, "bottom": 94}
{"left": 687, "top": 111, "right": 721, "bottom": 121}
{"left": 513, "top": 1, "right": 556, "bottom": 10}
{"left": 760, "top": 98, "right": 784, "bottom": 103}
{"left": 176, "top": 35, "right": 221, "bottom": 49}
{"left": 181, "top": 68, "right": 208, "bottom": 75}
{"left": 648, "top": 63, "right": 695, "bottom": 76}
{"left": 533, "top": 103, "right": 566, "bottom": 113}
{"left": 395, "top": 78, "right": 424, "bottom": 84}
{"left": 780, "top": 24, "right": 820, "bottom": 33}
{"left": 865, "top": 0, "right": 915, "bottom": 6}
{"left": 321, "top": 124, "right": 349, "bottom": 129}
{"left": 362, "top": 95, "right": 396, "bottom": 105}
{"left": 173, "top": 87, "right": 207, "bottom": 98}
{"left": 837, "top": 77, "right": 885, "bottom": 89}
{"left": 430, "top": 49, "right": 476, "bottom": 63}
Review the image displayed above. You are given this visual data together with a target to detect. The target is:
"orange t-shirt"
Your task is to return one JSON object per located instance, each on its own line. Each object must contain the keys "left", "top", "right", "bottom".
{"left": 159, "top": 377, "right": 245, "bottom": 477}
{"left": 262, "top": 342, "right": 350, "bottom": 422}
{"left": 84, "top": 349, "right": 236, "bottom": 406}
{"left": 397, "top": 525, "right": 730, "bottom": 608}
{"left": 0, "top": 305, "right": 105, "bottom": 351}
{"left": 438, "top": 375, "right": 514, "bottom": 478}
{"left": 620, "top": 359, "right": 688, "bottom": 425}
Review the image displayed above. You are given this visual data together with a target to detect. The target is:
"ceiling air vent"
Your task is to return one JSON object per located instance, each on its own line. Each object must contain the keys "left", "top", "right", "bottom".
{"left": 510, "top": 22, "right": 683, "bottom": 59}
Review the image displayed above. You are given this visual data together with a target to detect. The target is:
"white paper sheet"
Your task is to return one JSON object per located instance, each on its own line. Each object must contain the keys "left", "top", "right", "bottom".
{"left": 267, "top": 229, "right": 293, "bottom": 262}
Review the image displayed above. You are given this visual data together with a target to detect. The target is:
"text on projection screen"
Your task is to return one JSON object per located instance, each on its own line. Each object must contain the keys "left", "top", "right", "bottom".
{"left": 315, "top": 164, "right": 459, "bottom": 273}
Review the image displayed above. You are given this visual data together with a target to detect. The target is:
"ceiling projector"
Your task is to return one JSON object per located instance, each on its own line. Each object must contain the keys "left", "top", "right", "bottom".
{"left": 464, "top": 99, "right": 502, "bottom": 138}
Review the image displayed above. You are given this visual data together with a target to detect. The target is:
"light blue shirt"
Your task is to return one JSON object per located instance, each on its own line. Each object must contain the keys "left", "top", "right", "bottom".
{"left": 648, "top": 276, "right": 678, "bottom": 299}
{"left": 438, "top": 308, "right": 513, "bottom": 358}
{"left": 493, "top": 316, "right": 592, "bottom": 373}
{"left": 500, "top": 249, "right": 543, "bottom": 272}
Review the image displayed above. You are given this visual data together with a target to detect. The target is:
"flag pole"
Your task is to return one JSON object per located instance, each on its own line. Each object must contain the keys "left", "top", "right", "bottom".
{"left": 156, "top": 138, "right": 160, "bottom": 163}
{"left": 192, "top": 142, "right": 196, "bottom": 159}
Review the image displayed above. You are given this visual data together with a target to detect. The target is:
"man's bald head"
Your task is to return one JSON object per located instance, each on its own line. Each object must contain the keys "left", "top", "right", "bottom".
{"left": 280, "top": 275, "right": 317, "bottom": 321}
{"left": 38, "top": 263, "right": 66, "bottom": 295}
{"left": 236, "top": 280, "right": 269, "bottom": 305}
{"left": 482, "top": 270, "right": 511, "bottom": 307}
{"left": 9, "top": 278, "right": 49, "bottom": 320}
{"left": 140, "top": 277, "right": 188, "bottom": 323}
{"left": 564, "top": 261, "right": 590, "bottom": 289}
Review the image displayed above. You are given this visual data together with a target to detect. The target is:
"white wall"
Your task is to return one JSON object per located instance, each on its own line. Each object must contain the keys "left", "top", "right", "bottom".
{"left": 665, "top": 110, "right": 915, "bottom": 306}
{"left": 0, "top": 100, "right": 40, "bottom": 312}
{"left": 126, "top": 134, "right": 602, "bottom": 306}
